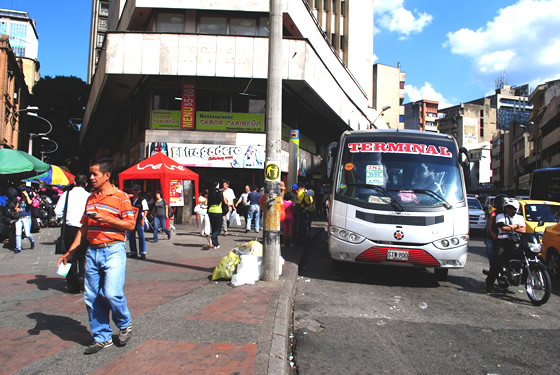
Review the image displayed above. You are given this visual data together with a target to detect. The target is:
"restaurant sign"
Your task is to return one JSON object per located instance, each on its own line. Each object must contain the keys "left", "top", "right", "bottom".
{"left": 196, "top": 112, "right": 265, "bottom": 132}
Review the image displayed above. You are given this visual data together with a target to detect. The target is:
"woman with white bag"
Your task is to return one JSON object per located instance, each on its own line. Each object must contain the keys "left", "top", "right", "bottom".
{"left": 196, "top": 190, "right": 211, "bottom": 238}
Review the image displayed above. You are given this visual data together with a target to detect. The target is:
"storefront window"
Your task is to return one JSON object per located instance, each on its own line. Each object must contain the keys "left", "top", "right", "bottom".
{"left": 258, "top": 17, "right": 269, "bottom": 36}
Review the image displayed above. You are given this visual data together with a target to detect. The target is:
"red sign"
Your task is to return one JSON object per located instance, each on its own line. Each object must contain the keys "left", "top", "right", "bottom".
{"left": 347, "top": 142, "right": 452, "bottom": 158}
{"left": 181, "top": 83, "right": 195, "bottom": 129}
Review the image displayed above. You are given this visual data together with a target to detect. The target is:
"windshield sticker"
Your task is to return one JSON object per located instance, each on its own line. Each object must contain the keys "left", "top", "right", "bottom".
{"left": 366, "top": 165, "right": 384, "bottom": 185}
{"left": 398, "top": 190, "right": 419, "bottom": 203}
{"left": 344, "top": 163, "right": 354, "bottom": 171}
{"left": 368, "top": 196, "right": 392, "bottom": 204}
{"left": 348, "top": 142, "right": 452, "bottom": 158}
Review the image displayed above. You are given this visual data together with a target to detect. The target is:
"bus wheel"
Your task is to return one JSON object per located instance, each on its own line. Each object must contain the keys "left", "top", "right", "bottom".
{"left": 434, "top": 268, "right": 448, "bottom": 281}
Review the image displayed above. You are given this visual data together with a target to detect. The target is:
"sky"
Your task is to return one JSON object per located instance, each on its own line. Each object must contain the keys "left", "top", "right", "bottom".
{"left": 1, "top": 0, "right": 559, "bottom": 109}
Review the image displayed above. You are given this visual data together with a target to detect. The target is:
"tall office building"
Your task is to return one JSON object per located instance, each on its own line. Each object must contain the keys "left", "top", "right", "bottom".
{"left": 0, "top": 9, "right": 39, "bottom": 92}
{"left": 82, "top": 0, "right": 379, "bottom": 204}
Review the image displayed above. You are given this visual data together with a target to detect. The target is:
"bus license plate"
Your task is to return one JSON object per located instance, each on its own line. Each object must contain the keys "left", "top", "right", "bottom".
{"left": 387, "top": 250, "right": 409, "bottom": 261}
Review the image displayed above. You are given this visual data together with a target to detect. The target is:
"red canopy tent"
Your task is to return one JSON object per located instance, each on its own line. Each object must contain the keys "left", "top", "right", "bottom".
{"left": 118, "top": 152, "right": 199, "bottom": 219}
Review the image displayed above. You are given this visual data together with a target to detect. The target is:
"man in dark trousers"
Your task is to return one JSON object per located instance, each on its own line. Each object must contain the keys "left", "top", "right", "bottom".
{"left": 57, "top": 158, "right": 135, "bottom": 355}
{"left": 54, "top": 175, "right": 90, "bottom": 293}
{"left": 128, "top": 184, "right": 148, "bottom": 259}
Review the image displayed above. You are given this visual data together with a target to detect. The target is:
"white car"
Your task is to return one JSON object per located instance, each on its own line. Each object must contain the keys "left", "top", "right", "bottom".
{"left": 468, "top": 197, "right": 487, "bottom": 232}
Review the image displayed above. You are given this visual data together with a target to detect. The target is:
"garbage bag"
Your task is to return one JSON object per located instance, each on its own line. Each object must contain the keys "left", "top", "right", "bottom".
{"left": 211, "top": 251, "right": 241, "bottom": 281}
{"left": 234, "top": 240, "right": 263, "bottom": 256}
{"left": 232, "top": 255, "right": 262, "bottom": 286}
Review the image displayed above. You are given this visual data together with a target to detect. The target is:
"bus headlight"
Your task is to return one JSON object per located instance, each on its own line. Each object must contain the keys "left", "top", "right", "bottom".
{"left": 434, "top": 235, "right": 469, "bottom": 249}
{"left": 329, "top": 226, "right": 365, "bottom": 244}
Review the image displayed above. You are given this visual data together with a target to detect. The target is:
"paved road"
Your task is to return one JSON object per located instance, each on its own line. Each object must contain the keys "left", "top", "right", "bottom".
{"left": 292, "top": 231, "right": 560, "bottom": 374}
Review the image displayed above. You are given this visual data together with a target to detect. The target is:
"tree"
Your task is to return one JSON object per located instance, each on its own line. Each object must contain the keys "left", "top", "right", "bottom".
{"left": 28, "top": 76, "right": 90, "bottom": 173}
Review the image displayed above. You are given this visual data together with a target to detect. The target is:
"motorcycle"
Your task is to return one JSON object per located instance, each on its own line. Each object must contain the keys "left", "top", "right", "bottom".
{"left": 483, "top": 232, "right": 551, "bottom": 306}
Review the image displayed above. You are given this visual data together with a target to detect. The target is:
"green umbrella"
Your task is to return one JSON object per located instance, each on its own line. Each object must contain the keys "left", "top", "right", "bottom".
{"left": 0, "top": 148, "right": 50, "bottom": 175}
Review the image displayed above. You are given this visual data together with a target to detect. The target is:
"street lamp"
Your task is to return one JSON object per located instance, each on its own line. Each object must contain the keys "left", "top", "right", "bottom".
{"left": 370, "top": 105, "right": 391, "bottom": 129}
{"left": 26, "top": 112, "right": 53, "bottom": 156}
{"left": 39, "top": 137, "right": 58, "bottom": 161}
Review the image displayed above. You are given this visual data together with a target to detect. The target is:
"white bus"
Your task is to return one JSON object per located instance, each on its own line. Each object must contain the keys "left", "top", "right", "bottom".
{"left": 327, "top": 130, "right": 471, "bottom": 280}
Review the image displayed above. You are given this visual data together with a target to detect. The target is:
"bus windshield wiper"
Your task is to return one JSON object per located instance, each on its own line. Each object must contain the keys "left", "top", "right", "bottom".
{"left": 347, "top": 183, "right": 404, "bottom": 212}
{"left": 411, "top": 189, "right": 452, "bottom": 209}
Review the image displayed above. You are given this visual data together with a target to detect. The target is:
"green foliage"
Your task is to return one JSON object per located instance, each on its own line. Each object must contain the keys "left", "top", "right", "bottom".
{"left": 29, "top": 76, "right": 90, "bottom": 172}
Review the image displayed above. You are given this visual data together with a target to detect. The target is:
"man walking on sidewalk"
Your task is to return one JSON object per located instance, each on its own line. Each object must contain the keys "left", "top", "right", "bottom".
{"left": 57, "top": 158, "right": 136, "bottom": 355}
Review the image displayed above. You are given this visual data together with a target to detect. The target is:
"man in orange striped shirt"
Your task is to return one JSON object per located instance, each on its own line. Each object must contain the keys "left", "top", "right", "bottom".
{"left": 58, "top": 158, "right": 135, "bottom": 354}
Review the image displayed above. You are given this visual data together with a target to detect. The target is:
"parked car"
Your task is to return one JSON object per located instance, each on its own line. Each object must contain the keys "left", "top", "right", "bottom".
{"left": 518, "top": 200, "right": 560, "bottom": 242}
{"left": 468, "top": 196, "right": 487, "bottom": 232}
{"left": 541, "top": 222, "right": 560, "bottom": 278}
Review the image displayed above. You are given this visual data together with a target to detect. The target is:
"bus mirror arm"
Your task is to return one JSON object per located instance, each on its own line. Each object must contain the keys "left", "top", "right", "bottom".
{"left": 459, "top": 147, "right": 472, "bottom": 191}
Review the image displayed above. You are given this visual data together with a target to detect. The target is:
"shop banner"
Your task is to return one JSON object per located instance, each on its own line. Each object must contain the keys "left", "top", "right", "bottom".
{"left": 169, "top": 179, "right": 184, "bottom": 207}
{"left": 152, "top": 110, "right": 181, "bottom": 129}
{"left": 168, "top": 143, "right": 265, "bottom": 169}
{"left": 181, "top": 83, "right": 195, "bottom": 129}
{"left": 196, "top": 112, "right": 265, "bottom": 132}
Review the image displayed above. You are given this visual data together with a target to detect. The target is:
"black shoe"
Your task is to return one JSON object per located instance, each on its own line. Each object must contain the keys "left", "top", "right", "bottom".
{"left": 30, "top": 241, "right": 35, "bottom": 249}
{"left": 84, "top": 338, "right": 113, "bottom": 354}
{"left": 15, "top": 248, "right": 21, "bottom": 254}
{"left": 118, "top": 325, "right": 132, "bottom": 346}
{"left": 167, "top": 232, "right": 171, "bottom": 240}
{"left": 128, "top": 253, "right": 138, "bottom": 258}
{"left": 140, "top": 254, "right": 146, "bottom": 260}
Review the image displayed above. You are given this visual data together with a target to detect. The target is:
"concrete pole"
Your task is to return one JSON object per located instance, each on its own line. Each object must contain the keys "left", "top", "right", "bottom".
{"left": 262, "top": 0, "right": 283, "bottom": 281}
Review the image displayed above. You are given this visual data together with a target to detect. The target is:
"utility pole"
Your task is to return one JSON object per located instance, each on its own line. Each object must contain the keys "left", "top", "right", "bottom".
{"left": 262, "top": 0, "right": 283, "bottom": 281}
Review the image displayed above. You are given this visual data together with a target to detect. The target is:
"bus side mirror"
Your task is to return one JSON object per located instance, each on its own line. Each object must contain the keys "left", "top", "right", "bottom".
{"left": 459, "top": 147, "right": 471, "bottom": 191}
{"left": 327, "top": 142, "right": 339, "bottom": 180}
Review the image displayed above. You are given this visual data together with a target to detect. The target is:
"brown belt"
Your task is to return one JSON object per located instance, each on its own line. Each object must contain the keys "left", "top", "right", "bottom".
{"left": 91, "top": 240, "right": 122, "bottom": 249}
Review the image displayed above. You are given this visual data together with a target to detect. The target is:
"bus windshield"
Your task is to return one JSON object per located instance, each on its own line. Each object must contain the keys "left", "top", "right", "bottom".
{"left": 336, "top": 135, "right": 465, "bottom": 209}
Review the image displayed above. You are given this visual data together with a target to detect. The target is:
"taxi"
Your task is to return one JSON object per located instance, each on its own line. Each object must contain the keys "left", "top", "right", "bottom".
{"left": 518, "top": 200, "right": 560, "bottom": 242}
{"left": 541, "top": 222, "right": 560, "bottom": 279}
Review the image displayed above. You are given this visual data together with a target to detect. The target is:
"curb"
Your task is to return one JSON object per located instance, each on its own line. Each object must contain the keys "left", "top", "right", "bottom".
{"left": 258, "top": 225, "right": 325, "bottom": 375}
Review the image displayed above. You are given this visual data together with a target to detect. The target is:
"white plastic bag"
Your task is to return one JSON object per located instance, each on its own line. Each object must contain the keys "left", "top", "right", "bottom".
{"left": 232, "top": 255, "right": 261, "bottom": 286}
{"left": 230, "top": 210, "right": 241, "bottom": 226}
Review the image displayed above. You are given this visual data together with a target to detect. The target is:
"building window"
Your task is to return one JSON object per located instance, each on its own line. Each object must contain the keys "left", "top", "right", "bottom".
{"left": 98, "top": 18, "right": 108, "bottom": 31}
{"left": 230, "top": 18, "right": 257, "bottom": 36}
{"left": 480, "top": 119, "right": 484, "bottom": 137}
{"left": 97, "top": 33, "right": 105, "bottom": 48}
{"left": 99, "top": 2, "right": 109, "bottom": 17}
{"left": 156, "top": 13, "right": 185, "bottom": 33}
{"left": 152, "top": 89, "right": 182, "bottom": 110}
{"left": 199, "top": 16, "right": 227, "bottom": 34}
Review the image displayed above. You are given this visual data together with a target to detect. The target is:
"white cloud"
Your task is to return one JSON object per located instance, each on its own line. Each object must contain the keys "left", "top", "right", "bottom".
{"left": 444, "top": 0, "right": 560, "bottom": 88}
{"left": 405, "top": 82, "right": 455, "bottom": 109}
{"left": 374, "top": 0, "right": 432, "bottom": 38}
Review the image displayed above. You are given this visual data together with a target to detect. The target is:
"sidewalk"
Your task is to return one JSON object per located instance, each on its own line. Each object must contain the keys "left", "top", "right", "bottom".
{"left": 0, "top": 219, "right": 322, "bottom": 375}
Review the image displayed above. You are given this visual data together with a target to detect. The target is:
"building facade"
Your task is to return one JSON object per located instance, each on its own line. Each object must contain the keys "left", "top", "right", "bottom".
{"left": 0, "top": 9, "right": 40, "bottom": 93}
{"left": 0, "top": 35, "right": 30, "bottom": 150}
{"left": 82, "top": 0, "right": 380, "bottom": 218}
{"left": 403, "top": 100, "right": 438, "bottom": 132}
{"left": 372, "top": 63, "right": 405, "bottom": 128}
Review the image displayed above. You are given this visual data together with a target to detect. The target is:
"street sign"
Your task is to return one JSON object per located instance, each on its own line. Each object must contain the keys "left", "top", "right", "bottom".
{"left": 265, "top": 162, "right": 281, "bottom": 182}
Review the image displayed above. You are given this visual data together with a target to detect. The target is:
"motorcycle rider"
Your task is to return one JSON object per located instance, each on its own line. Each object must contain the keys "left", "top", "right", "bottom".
{"left": 484, "top": 194, "right": 507, "bottom": 265}
{"left": 485, "top": 198, "right": 526, "bottom": 292}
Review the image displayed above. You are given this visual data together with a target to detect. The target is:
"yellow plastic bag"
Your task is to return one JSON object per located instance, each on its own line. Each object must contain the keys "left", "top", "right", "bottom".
{"left": 234, "top": 240, "right": 263, "bottom": 256}
{"left": 211, "top": 251, "right": 241, "bottom": 281}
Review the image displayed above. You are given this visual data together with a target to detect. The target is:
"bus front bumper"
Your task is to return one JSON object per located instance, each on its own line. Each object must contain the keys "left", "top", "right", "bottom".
{"left": 328, "top": 236, "right": 468, "bottom": 269}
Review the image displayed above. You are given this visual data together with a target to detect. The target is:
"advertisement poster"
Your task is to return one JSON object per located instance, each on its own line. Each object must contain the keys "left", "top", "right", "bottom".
{"left": 462, "top": 117, "right": 478, "bottom": 146}
{"left": 366, "top": 165, "right": 384, "bottom": 185}
{"left": 152, "top": 110, "right": 181, "bottom": 129}
{"left": 181, "top": 83, "right": 195, "bottom": 129}
{"left": 169, "top": 179, "right": 184, "bottom": 207}
{"left": 196, "top": 112, "right": 265, "bottom": 132}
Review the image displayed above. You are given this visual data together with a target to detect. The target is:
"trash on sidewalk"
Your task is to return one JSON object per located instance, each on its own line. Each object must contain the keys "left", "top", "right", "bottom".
{"left": 211, "top": 251, "right": 240, "bottom": 281}
{"left": 210, "top": 240, "right": 285, "bottom": 286}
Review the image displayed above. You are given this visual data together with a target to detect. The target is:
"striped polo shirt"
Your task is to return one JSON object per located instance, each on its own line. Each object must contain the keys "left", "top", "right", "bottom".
{"left": 80, "top": 185, "right": 135, "bottom": 245}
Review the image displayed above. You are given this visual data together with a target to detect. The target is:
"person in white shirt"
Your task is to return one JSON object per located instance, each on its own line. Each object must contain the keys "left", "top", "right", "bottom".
{"left": 485, "top": 198, "right": 526, "bottom": 292}
{"left": 235, "top": 185, "right": 250, "bottom": 226}
{"left": 128, "top": 184, "right": 149, "bottom": 258}
{"left": 221, "top": 180, "right": 236, "bottom": 236}
{"left": 54, "top": 175, "right": 91, "bottom": 293}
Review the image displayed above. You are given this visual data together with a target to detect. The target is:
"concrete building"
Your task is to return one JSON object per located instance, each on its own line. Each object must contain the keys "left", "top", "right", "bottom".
{"left": 87, "top": 0, "right": 109, "bottom": 84}
{"left": 82, "top": 0, "right": 380, "bottom": 219}
{"left": 0, "top": 35, "right": 30, "bottom": 150}
{"left": 403, "top": 100, "right": 438, "bottom": 132}
{"left": 372, "top": 63, "right": 405, "bottom": 128}
{"left": 528, "top": 79, "right": 560, "bottom": 170}
{"left": 0, "top": 9, "right": 40, "bottom": 93}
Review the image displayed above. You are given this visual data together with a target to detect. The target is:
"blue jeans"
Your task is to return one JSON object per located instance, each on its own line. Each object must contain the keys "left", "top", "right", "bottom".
{"left": 246, "top": 204, "right": 260, "bottom": 232}
{"left": 15, "top": 216, "right": 34, "bottom": 250}
{"left": 84, "top": 241, "right": 131, "bottom": 343}
{"left": 153, "top": 215, "right": 170, "bottom": 241}
{"left": 128, "top": 222, "right": 146, "bottom": 255}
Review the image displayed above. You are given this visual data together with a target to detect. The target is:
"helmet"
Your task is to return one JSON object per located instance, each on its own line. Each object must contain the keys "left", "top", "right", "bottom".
{"left": 503, "top": 198, "right": 519, "bottom": 211}
{"left": 493, "top": 194, "right": 507, "bottom": 208}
